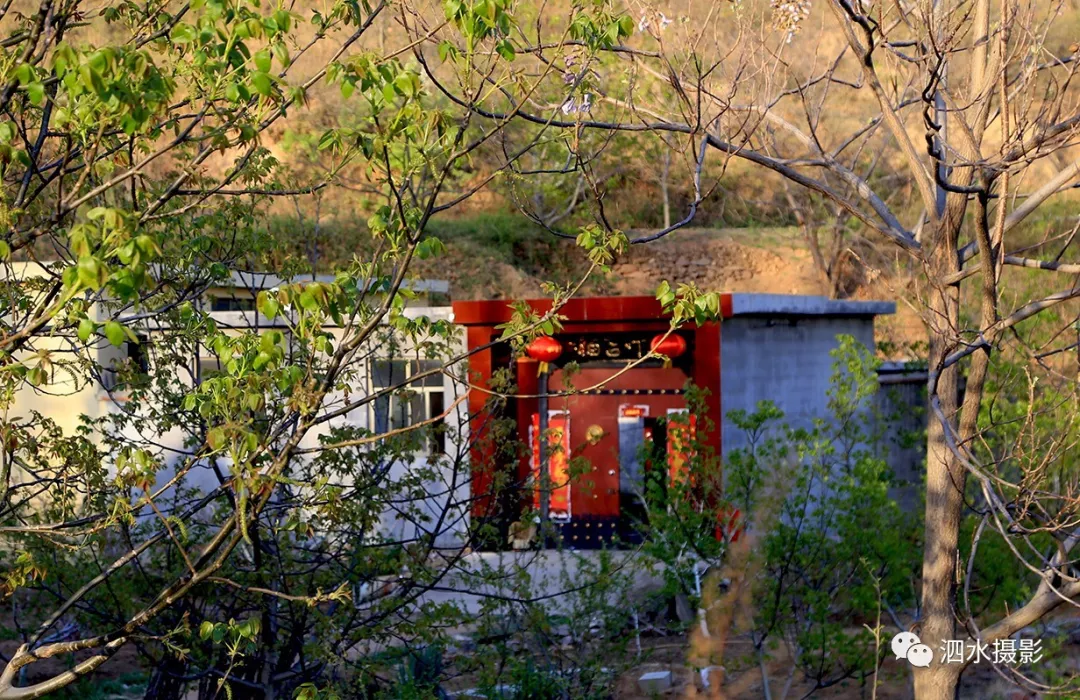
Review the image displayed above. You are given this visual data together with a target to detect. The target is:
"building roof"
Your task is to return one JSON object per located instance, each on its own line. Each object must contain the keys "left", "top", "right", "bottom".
{"left": 7, "top": 262, "right": 450, "bottom": 295}
{"left": 221, "top": 271, "right": 450, "bottom": 294}
{"left": 452, "top": 293, "right": 894, "bottom": 325}
{"left": 207, "top": 304, "right": 454, "bottom": 329}
{"left": 726, "top": 294, "right": 895, "bottom": 317}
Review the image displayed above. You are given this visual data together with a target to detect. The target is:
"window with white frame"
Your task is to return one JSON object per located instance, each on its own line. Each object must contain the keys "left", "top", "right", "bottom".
{"left": 196, "top": 351, "right": 221, "bottom": 384}
{"left": 209, "top": 295, "right": 256, "bottom": 312}
{"left": 102, "top": 334, "right": 151, "bottom": 392}
{"left": 370, "top": 358, "right": 446, "bottom": 452}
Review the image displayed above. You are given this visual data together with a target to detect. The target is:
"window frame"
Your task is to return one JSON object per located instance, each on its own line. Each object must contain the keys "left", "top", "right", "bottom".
{"left": 369, "top": 358, "right": 447, "bottom": 453}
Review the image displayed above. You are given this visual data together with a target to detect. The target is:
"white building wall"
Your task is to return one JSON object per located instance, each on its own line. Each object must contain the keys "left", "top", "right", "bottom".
{"left": 11, "top": 289, "right": 470, "bottom": 548}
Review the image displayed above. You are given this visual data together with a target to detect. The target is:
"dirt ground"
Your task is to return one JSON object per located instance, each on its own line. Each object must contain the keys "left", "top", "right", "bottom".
{"left": 4, "top": 627, "right": 1053, "bottom": 699}
{"left": 610, "top": 633, "right": 1046, "bottom": 699}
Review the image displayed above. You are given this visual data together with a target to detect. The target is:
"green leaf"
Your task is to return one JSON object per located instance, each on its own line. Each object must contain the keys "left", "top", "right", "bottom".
{"left": 51, "top": 44, "right": 76, "bottom": 76}
{"left": 251, "top": 71, "right": 272, "bottom": 96}
{"left": 170, "top": 23, "right": 197, "bottom": 44}
{"left": 257, "top": 292, "right": 280, "bottom": 318}
{"left": 61, "top": 266, "right": 78, "bottom": 290}
{"left": 317, "top": 129, "right": 338, "bottom": 151}
{"left": 367, "top": 212, "right": 387, "bottom": 233}
{"left": 13, "top": 64, "right": 32, "bottom": 86}
{"left": 253, "top": 49, "right": 272, "bottom": 73}
{"left": 271, "top": 41, "right": 291, "bottom": 68}
{"left": 27, "top": 366, "right": 47, "bottom": 387}
{"left": 69, "top": 225, "right": 92, "bottom": 258}
{"left": 298, "top": 288, "right": 318, "bottom": 311}
{"left": 77, "top": 257, "right": 107, "bottom": 290}
{"left": 394, "top": 73, "right": 415, "bottom": 96}
{"left": 605, "top": 22, "right": 619, "bottom": 45}
{"left": 77, "top": 318, "right": 95, "bottom": 343}
{"left": 207, "top": 427, "right": 225, "bottom": 450}
{"left": 117, "top": 240, "right": 136, "bottom": 265}
{"left": 26, "top": 82, "right": 45, "bottom": 106}
{"left": 416, "top": 237, "right": 446, "bottom": 260}
{"left": 438, "top": 40, "right": 455, "bottom": 63}
{"left": 79, "top": 64, "right": 106, "bottom": 96}
{"left": 495, "top": 39, "right": 515, "bottom": 62}
{"left": 273, "top": 9, "right": 291, "bottom": 32}
{"left": 253, "top": 351, "right": 273, "bottom": 370}
{"left": 135, "top": 234, "right": 162, "bottom": 259}
{"left": 104, "top": 321, "right": 125, "bottom": 347}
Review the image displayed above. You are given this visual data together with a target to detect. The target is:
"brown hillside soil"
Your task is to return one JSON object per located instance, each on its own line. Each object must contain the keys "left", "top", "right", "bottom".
{"left": 428, "top": 226, "right": 925, "bottom": 355}
{"left": 610, "top": 228, "right": 826, "bottom": 297}
{"left": 428, "top": 227, "right": 831, "bottom": 299}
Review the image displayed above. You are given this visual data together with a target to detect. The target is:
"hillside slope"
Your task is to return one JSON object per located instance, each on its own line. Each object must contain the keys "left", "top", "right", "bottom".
{"left": 409, "top": 224, "right": 923, "bottom": 353}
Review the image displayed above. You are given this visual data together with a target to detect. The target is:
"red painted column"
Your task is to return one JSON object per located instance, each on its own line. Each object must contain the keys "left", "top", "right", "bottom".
{"left": 466, "top": 325, "right": 495, "bottom": 517}
{"left": 515, "top": 357, "right": 539, "bottom": 487}
{"left": 692, "top": 321, "right": 723, "bottom": 463}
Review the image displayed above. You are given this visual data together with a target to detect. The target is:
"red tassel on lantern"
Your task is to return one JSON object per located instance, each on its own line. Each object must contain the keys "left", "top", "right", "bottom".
{"left": 526, "top": 336, "right": 562, "bottom": 375}
{"left": 650, "top": 333, "right": 687, "bottom": 368}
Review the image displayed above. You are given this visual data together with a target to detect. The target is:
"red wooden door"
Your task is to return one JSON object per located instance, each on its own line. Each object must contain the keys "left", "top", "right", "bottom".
{"left": 547, "top": 367, "right": 688, "bottom": 519}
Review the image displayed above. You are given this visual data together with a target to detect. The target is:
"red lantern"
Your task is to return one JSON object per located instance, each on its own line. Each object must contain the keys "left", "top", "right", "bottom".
{"left": 526, "top": 336, "right": 562, "bottom": 375}
{"left": 650, "top": 333, "right": 687, "bottom": 367}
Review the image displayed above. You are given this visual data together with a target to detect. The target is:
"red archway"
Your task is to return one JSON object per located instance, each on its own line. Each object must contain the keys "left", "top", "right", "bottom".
{"left": 453, "top": 295, "right": 729, "bottom": 547}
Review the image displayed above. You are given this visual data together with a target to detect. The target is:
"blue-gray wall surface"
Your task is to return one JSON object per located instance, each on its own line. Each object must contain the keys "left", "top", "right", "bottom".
{"left": 719, "top": 315, "right": 877, "bottom": 457}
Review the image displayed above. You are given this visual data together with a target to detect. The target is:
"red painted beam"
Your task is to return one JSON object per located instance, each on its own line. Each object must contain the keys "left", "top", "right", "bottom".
{"left": 453, "top": 294, "right": 736, "bottom": 325}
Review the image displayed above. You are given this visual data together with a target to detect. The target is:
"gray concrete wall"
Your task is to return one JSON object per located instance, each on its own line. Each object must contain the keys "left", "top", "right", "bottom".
{"left": 719, "top": 315, "right": 877, "bottom": 457}
{"left": 876, "top": 364, "right": 928, "bottom": 510}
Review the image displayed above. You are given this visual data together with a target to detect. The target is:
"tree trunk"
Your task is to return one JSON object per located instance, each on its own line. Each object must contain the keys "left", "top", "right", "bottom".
{"left": 914, "top": 235, "right": 965, "bottom": 700}
{"left": 143, "top": 653, "right": 188, "bottom": 700}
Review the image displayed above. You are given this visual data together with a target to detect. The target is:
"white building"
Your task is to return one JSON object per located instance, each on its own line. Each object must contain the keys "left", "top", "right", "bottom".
{"left": 9, "top": 264, "right": 471, "bottom": 548}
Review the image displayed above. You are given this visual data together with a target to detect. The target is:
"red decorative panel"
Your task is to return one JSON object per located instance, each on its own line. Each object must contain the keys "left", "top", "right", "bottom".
{"left": 530, "top": 412, "right": 572, "bottom": 521}
{"left": 667, "top": 411, "right": 697, "bottom": 486}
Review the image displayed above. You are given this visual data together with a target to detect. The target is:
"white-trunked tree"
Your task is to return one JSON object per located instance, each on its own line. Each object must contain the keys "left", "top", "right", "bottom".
{"left": 0, "top": 0, "right": 664, "bottom": 697}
